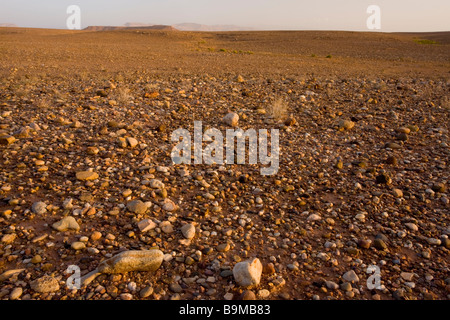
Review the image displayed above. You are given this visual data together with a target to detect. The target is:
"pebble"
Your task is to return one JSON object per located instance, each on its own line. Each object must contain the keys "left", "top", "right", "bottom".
{"left": 222, "top": 112, "right": 239, "bottom": 127}
{"left": 342, "top": 270, "right": 359, "bottom": 283}
{"left": 9, "top": 287, "right": 23, "bottom": 300}
{"left": 233, "top": 258, "right": 262, "bottom": 287}
{"left": 138, "top": 219, "right": 157, "bottom": 232}
{"left": 76, "top": 171, "right": 99, "bottom": 181}
{"left": 97, "top": 249, "right": 164, "bottom": 273}
{"left": 31, "top": 275, "right": 60, "bottom": 293}
{"left": 140, "top": 286, "right": 154, "bottom": 298}
{"left": 31, "top": 201, "right": 47, "bottom": 215}
{"left": 52, "top": 216, "right": 80, "bottom": 232}
{"left": 181, "top": 223, "right": 196, "bottom": 239}
{"left": 127, "top": 200, "right": 148, "bottom": 214}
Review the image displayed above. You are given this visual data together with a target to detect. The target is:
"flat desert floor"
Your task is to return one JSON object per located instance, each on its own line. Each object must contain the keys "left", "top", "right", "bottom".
{"left": 0, "top": 28, "right": 449, "bottom": 300}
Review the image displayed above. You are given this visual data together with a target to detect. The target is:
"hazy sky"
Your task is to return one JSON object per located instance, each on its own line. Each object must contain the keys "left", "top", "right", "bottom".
{"left": 1, "top": 0, "right": 449, "bottom": 31}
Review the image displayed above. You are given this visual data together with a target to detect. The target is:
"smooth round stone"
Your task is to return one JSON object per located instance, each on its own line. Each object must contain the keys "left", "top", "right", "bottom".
{"left": 71, "top": 242, "right": 86, "bottom": 250}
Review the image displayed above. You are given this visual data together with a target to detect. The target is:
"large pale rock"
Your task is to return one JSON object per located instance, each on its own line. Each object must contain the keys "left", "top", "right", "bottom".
{"left": 76, "top": 171, "right": 99, "bottom": 181}
{"left": 52, "top": 216, "right": 80, "bottom": 232}
{"left": 31, "top": 201, "right": 47, "bottom": 215}
{"left": 233, "top": 258, "right": 262, "bottom": 287}
{"left": 222, "top": 112, "right": 239, "bottom": 127}
{"left": 181, "top": 224, "right": 196, "bottom": 239}
{"left": 137, "top": 219, "right": 157, "bottom": 232}
{"left": 0, "top": 269, "right": 25, "bottom": 282}
{"left": 97, "top": 250, "right": 164, "bottom": 274}
{"left": 31, "top": 275, "right": 60, "bottom": 293}
{"left": 127, "top": 200, "right": 148, "bottom": 214}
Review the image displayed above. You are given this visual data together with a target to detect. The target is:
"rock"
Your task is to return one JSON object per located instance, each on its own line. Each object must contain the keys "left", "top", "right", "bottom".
{"left": 405, "top": 223, "right": 418, "bottom": 232}
{"left": 217, "top": 243, "right": 230, "bottom": 252}
{"left": 86, "top": 146, "right": 99, "bottom": 155}
{"left": 385, "top": 156, "right": 398, "bottom": 165}
{"left": 222, "top": 112, "right": 239, "bottom": 127}
{"left": 31, "top": 275, "right": 60, "bottom": 293}
{"left": 52, "top": 216, "right": 80, "bottom": 232}
{"left": 284, "top": 116, "right": 296, "bottom": 126}
{"left": 159, "top": 221, "right": 174, "bottom": 234}
{"left": 0, "top": 269, "right": 24, "bottom": 282}
{"left": 31, "top": 255, "right": 42, "bottom": 264}
{"left": 71, "top": 242, "right": 86, "bottom": 250}
{"left": 0, "top": 135, "right": 15, "bottom": 145}
{"left": 258, "top": 289, "right": 270, "bottom": 298}
{"left": 236, "top": 75, "right": 245, "bottom": 83}
{"left": 127, "top": 200, "right": 148, "bottom": 214}
{"left": 432, "top": 183, "right": 446, "bottom": 193}
{"left": 358, "top": 239, "right": 372, "bottom": 249}
{"left": 373, "top": 238, "right": 388, "bottom": 250}
{"left": 169, "top": 283, "right": 183, "bottom": 293}
{"left": 97, "top": 249, "right": 164, "bottom": 274}
{"left": 1, "top": 233, "right": 16, "bottom": 244}
{"left": 338, "top": 120, "right": 355, "bottom": 130}
{"left": 140, "top": 286, "right": 154, "bottom": 298}
{"left": 393, "top": 289, "right": 405, "bottom": 300}
{"left": 76, "top": 171, "right": 99, "bottom": 181}
{"left": 161, "top": 198, "right": 178, "bottom": 211}
{"left": 31, "top": 201, "right": 47, "bottom": 215}
{"left": 224, "top": 293, "right": 234, "bottom": 300}
{"left": 181, "top": 224, "right": 196, "bottom": 239}
{"left": 9, "top": 287, "right": 23, "bottom": 300}
{"left": 307, "top": 213, "right": 321, "bottom": 222}
{"left": 400, "top": 272, "right": 415, "bottom": 281}
{"left": 126, "top": 137, "right": 138, "bottom": 148}
{"left": 233, "top": 258, "right": 263, "bottom": 287}
{"left": 384, "top": 142, "right": 402, "bottom": 149}
{"left": 263, "top": 263, "right": 276, "bottom": 275}
{"left": 376, "top": 173, "right": 392, "bottom": 185}
{"left": 340, "top": 282, "right": 352, "bottom": 291}
{"left": 427, "top": 238, "right": 441, "bottom": 246}
{"left": 240, "top": 290, "right": 256, "bottom": 300}
{"left": 137, "top": 219, "right": 157, "bottom": 232}
{"left": 325, "top": 281, "right": 339, "bottom": 290}
{"left": 91, "top": 231, "right": 102, "bottom": 241}
{"left": 120, "top": 293, "right": 133, "bottom": 300}
{"left": 342, "top": 270, "right": 359, "bottom": 283}
{"left": 62, "top": 198, "right": 73, "bottom": 209}
{"left": 396, "top": 133, "right": 408, "bottom": 141}
{"left": 392, "top": 189, "right": 403, "bottom": 198}
{"left": 149, "top": 179, "right": 165, "bottom": 189}
{"left": 80, "top": 269, "right": 101, "bottom": 287}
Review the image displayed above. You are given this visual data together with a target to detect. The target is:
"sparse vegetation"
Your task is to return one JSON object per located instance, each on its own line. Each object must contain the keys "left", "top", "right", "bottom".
{"left": 268, "top": 97, "right": 289, "bottom": 121}
{"left": 414, "top": 39, "right": 438, "bottom": 45}
{"left": 115, "top": 87, "right": 133, "bottom": 104}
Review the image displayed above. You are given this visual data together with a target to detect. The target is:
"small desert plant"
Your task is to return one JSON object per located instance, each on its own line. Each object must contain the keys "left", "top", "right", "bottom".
{"left": 35, "top": 96, "right": 50, "bottom": 109}
{"left": 268, "top": 97, "right": 289, "bottom": 121}
{"left": 414, "top": 39, "right": 438, "bottom": 45}
{"left": 115, "top": 87, "right": 133, "bottom": 104}
{"left": 326, "top": 54, "right": 332, "bottom": 58}
{"left": 311, "top": 53, "right": 316, "bottom": 57}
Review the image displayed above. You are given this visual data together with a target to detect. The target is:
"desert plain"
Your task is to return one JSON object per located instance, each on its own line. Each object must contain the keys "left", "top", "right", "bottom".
{"left": 0, "top": 27, "right": 449, "bottom": 300}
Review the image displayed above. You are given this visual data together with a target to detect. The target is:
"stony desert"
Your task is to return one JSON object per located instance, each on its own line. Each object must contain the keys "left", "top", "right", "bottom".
{"left": 0, "top": 27, "right": 449, "bottom": 300}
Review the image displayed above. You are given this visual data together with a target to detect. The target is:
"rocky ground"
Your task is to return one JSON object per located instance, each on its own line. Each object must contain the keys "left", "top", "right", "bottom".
{"left": 0, "top": 28, "right": 449, "bottom": 301}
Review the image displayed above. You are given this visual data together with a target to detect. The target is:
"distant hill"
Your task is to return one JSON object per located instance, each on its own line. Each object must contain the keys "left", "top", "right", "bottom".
{"left": 0, "top": 23, "right": 18, "bottom": 27}
{"left": 84, "top": 25, "right": 177, "bottom": 31}
{"left": 174, "top": 23, "right": 254, "bottom": 31}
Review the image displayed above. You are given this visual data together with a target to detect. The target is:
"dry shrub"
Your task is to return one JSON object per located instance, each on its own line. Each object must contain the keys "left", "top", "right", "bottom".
{"left": 268, "top": 97, "right": 289, "bottom": 121}
{"left": 115, "top": 87, "right": 133, "bottom": 104}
